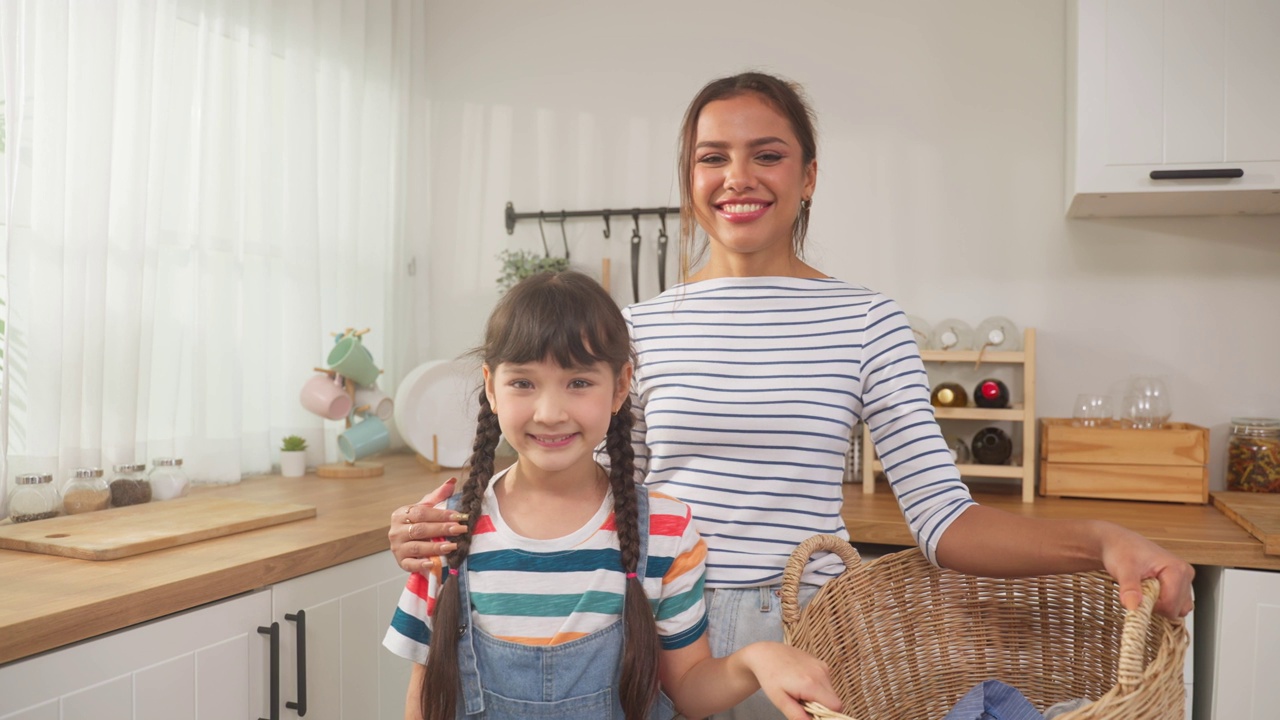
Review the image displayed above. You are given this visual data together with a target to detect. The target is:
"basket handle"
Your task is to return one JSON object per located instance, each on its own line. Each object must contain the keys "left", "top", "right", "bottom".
{"left": 1116, "top": 577, "right": 1161, "bottom": 693}
{"left": 781, "top": 534, "right": 864, "bottom": 630}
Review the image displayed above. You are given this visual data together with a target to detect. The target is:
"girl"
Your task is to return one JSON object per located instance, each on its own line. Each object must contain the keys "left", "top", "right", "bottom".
{"left": 383, "top": 270, "right": 840, "bottom": 720}
{"left": 392, "top": 73, "right": 1195, "bottom": 719}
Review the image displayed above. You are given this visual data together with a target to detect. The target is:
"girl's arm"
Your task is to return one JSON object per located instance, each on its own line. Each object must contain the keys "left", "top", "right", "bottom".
{"left": 404, "top": 663, "right": 426, "bottom": 720}
{"left": 658, "top": 636, "right": 841, "bottom": 720}
{"left": 936, "top": 505, "right": 1195, "bottom": 619}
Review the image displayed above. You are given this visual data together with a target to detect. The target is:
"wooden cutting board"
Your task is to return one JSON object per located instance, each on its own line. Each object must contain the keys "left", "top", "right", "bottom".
{"left": 1211, "top": 491, "right": 1280, "bottom": 556}
{"left": 0, "top": 496, "right": 316, "bottom": 561}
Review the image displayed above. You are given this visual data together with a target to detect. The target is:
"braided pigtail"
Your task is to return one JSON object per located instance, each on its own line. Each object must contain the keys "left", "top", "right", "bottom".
{"left": 608, "top": 397, "right": 660, "bottom": 719}
{"left": 420, "top": 389, "right": 500, "bottom": 720}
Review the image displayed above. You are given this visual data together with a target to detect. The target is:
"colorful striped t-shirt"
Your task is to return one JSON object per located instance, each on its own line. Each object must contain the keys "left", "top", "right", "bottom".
{"left": 382, "top": 467, "right": 708, "bottom": 665}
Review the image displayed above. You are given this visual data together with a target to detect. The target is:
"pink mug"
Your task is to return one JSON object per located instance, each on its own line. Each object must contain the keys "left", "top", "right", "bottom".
{"left": 300, "top": 373, "right": 353, "bottom": 420}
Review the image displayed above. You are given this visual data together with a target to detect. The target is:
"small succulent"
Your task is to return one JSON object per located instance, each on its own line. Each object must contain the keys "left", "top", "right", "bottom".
{"left": 281, "top": 435, "right": 308, "bottom": 452}
{"left": 496, "top": 249, "right": 570, "bottom": 292}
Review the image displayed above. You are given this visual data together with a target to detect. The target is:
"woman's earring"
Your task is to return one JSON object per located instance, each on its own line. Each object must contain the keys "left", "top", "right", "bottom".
{"left": 800, "top": 197, "right": 812, "bottom": 212}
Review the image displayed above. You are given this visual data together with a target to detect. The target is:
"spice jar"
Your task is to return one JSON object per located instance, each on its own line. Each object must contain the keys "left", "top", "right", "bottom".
{"left": 63, "top": 468, "right": 111, "bottom": 514}
{"left": 9, "top": 473, "right": 61, "bottom": 523}
{"left": 1226, "top": 417, "right": 1280, "bottom": 493}
{"left": 148, "top": 457, "right": 190, "bottom": 501}
{"left": 110, "top": 463, "right": 152, "bottom": 507}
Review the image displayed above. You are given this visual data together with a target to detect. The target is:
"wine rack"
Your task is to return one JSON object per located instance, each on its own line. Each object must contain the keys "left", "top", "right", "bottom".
{"left": 862, "top": 327, "right": 1037, "bottom": 502}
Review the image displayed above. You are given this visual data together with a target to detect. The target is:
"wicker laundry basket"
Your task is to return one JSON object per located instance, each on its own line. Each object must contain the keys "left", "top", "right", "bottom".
{"left": 781, "top": 536, "right": 1188, "bottom": 720}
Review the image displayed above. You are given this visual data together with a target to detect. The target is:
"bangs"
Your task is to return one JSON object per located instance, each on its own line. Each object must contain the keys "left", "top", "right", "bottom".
{"left": 484, "top": 271, "right": 632, "bottom": 371}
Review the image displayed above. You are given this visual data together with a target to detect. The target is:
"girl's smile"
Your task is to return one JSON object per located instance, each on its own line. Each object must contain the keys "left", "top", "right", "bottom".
{"left": 484, "top": 357, "right": 631, "bottom": 484}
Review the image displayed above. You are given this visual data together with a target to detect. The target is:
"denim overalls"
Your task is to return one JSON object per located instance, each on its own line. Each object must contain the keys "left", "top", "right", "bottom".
{"left": 448, "top": 489, "right": 677, "bottom": 719}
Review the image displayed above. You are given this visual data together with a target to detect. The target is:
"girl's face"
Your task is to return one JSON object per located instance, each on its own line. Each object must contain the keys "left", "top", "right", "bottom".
{"left": 691, "top": 93, "right": 817, "bottom": 271}
{"left": 484, "top": 358, "right": 631, "bottom": 479}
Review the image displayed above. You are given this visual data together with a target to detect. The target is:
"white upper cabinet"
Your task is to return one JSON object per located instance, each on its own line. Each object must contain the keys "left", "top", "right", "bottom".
{"left": 1067, "top": 0, "right": 1280, "bottom": 216}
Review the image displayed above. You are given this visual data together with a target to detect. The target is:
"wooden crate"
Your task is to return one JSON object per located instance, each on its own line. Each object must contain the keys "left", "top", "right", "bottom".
{"left": 1039, "top": 418, "right": 1209, "bottom": 504}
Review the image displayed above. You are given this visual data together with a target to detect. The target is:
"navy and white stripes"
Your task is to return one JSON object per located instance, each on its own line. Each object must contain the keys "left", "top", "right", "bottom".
{"left": 625, "top": 276, "right": 974, "bottom": 588}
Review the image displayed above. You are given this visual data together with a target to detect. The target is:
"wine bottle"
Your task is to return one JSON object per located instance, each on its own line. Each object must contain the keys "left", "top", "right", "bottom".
{"left": 973, "top": 379, "right": 1010, "bottom": 409}
{"left": 930, "top": 382, "right": 968, "bottom": 408}
{"left": 971, "top": 427, "right": 1013, "bottom": 465}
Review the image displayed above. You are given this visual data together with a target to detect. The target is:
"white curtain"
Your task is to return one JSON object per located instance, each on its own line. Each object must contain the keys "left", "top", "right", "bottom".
{"left": 0, "top": 0, "right": 429, "bottom": 507}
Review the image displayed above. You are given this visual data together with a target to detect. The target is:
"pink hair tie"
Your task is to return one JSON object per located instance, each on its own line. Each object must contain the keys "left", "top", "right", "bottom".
{"left": 449, "top": 568, "right": 459, "bottom": 576}
{"left": 625, "top": 572, "right": 637, "bottom": 579}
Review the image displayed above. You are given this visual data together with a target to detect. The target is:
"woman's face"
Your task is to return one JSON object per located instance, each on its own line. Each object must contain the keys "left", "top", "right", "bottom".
{"left": 691, "top": 93, "right": 817, "bottom": 270}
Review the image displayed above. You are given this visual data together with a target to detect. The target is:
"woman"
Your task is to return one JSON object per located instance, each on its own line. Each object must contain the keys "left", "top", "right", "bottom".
{"left": 391, "top": 72, "right": 1194, "bottom": 720}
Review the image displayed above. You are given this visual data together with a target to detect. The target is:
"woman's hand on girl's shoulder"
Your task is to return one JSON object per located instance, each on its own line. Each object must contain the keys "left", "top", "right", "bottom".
{"left": 389, "top": 478, "right": 467, "bottom": 574}
{"left": 739, "top": 642, "right": 842, "bottom": 720}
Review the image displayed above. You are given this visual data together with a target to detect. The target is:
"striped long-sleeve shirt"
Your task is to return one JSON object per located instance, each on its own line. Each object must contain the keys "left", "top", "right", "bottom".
{"left": 382, "top": 468, "right": 708, "bottom": 664}
{"left": 626, "top": 276, "right": 974, "bottom": 587}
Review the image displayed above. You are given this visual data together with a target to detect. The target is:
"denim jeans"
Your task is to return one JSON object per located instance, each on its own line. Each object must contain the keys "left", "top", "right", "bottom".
{"left": 700, "top": 583, "right": 822, "bottom": 720}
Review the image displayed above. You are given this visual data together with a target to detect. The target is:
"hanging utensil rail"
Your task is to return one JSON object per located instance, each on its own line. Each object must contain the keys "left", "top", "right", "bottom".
{"left": 505, "top": 202, "right": 680, "bottom": 238}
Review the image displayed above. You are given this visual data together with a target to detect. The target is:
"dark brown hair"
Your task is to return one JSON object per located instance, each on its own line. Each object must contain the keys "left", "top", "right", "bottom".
{"left": 421, "top": 270, "right": 659, "bottom": 720}
{"left": 676, "top": 71, "right": 819, "bottom": 280}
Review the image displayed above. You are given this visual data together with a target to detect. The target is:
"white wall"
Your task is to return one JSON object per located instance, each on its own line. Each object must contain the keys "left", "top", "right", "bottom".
{"left": 414, "top": 0, "right": 1280, "bottom": 490}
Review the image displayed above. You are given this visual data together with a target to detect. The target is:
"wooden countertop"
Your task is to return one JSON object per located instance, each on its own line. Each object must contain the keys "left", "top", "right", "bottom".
{"left": 0, "top": 453, "right": 454, "bottom": 666}
{"left": 2, "top": 456, "right": 1276, "bottom": 666}
{"left": 844, "top": 480, "right": 1280, "bottom": 572}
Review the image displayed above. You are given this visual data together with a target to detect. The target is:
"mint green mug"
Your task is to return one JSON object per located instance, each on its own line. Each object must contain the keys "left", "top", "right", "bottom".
{"left": 327, "top": 335, "right": 380, "bottom": 387}
{"left": 338, "top": 416, "right": 390, "bottom": 463}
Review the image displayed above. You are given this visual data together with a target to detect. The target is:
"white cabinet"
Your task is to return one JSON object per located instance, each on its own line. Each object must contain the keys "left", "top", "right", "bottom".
{"left": 1193, "top": 565, "right": 1280, "bottom": 720}
{"left": 0, "top": 589, "right": 270, "bottom": 720}
{"left": 1067, "top": 0, "right": 1280, "bottom": 217}
{"left": 270, "top": 551, "right": 412, "bottom": 720}
{"left": 0, "top": 552, "right": 412, "bottom": 720}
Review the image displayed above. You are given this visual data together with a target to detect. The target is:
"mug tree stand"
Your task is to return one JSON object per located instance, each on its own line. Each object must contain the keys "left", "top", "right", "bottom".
{"left": 313, "top": 370, "right": 386, "bottom": 479}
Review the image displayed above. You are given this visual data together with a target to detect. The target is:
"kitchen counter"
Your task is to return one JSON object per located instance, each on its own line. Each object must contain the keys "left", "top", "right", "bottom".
{"left": 847, "top": 480, "right": 1280, "bottom": 571}
{"left": 2, "top": 456, "right": 1276, "bottom": 666}
{"left": 0, "top": 453, "right": 455, "bottom": 665}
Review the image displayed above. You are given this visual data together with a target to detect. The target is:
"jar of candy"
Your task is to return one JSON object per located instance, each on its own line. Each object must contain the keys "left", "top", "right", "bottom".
{"left": 110, "top": 463, "right": 152, "bottom": 507}
{"left": 63, "top": 468, "right": 111, "bottom": 514}
{"left": 1226, "top": 418, "right": 1280, "bottom": 493}
{"left": 9, "top": 473, "right": 61, "bottom": 523}
{"left": 148, "top": 458, "right": 191, "bottom": 501}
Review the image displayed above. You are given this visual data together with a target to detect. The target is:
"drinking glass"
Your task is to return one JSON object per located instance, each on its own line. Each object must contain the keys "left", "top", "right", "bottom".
{"left": 1122, "top": 376, "right": 1171, "bottom": 429}
{"left": 1072, "top": 394, "right": 1113, "bottom": 427}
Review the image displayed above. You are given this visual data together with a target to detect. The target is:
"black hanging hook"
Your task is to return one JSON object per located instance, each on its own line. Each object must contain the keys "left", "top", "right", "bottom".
{"left": 538, "top": 211, "right": 550, "bottom": 257}
{"left": 602, "top": 210, "right": 611, "bottom": 239}
{"left": 656, "top": 210, "right": 669, "bottom": 292}
{"left": 630, "top": 212, "right": 642, "bottom": 303}
{"left": 559, "top": 210, "right": 570, "bottom": 260}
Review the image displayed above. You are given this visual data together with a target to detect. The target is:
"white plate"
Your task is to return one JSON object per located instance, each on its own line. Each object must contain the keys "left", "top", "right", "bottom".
{"left": 393, "top": 359, "right": 481, "bottom": 469}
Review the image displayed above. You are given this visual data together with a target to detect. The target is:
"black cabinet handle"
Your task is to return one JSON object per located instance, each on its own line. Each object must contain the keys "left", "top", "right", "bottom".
{"left": 285, "top": 610, "right": 308, "bottom": 716}
{"left": 1150, "top": 168, "right": 1243, "bottom": 180}
{"left": 258, "top": 622, "right": 280, "bottom": 720}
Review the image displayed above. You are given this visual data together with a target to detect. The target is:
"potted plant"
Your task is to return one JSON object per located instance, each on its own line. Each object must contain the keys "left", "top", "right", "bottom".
{"left": 280, "top": 435, "right": 308, "bottom": 477}
{"left": 496, "top": 249, "right": 569, "bottom": 292}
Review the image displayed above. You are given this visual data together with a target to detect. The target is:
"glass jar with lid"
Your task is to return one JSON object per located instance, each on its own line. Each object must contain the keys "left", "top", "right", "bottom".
{"left": 1226, "top": 417, "right": 1280, "bottom": 492}
{"left": 110, "top": 463, "right": 152, "bottom": 507}
{"left": 9, "top": 473, "right": 61, "bottom": 523}
{"left": 63, "top": 468, "right": 112, "bottom": 514}
{"left": 148, "top": 457, "right": 191, "bottom": 501}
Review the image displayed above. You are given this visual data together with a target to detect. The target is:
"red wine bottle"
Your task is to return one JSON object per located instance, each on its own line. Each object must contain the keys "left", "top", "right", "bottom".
{"left": 973, "top": 379, "right": 1010, "bottom": 409}
{"left": 971, "top": 427, "right": 1013, "bottom": 465}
